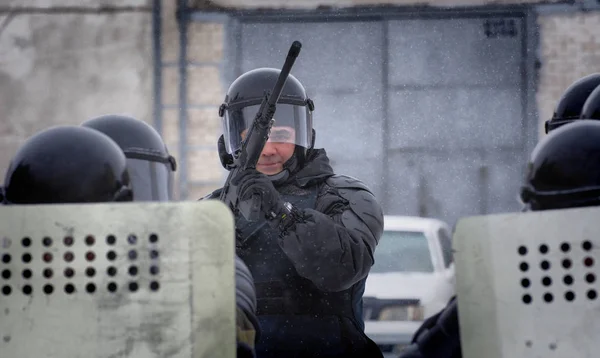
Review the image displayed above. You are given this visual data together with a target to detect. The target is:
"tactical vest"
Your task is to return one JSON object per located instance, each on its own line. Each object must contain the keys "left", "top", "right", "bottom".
{"left": 236, "top": 186, "right": 371, "bottom": 357}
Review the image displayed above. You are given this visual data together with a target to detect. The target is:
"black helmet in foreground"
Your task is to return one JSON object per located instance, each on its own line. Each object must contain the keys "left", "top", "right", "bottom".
{"left": 521, "top": 120, "right": 600, "bottom": 211}
{"left": 3, "top": 126, "right": 132, "bottom": 204}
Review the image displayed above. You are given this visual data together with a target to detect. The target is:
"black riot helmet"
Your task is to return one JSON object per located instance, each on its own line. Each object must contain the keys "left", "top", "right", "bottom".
{"left": 82, "top": 115, "right": 177, "bottom": 202}
{"left": 3, "top": 126, "right": 132, "bottom": 204}
{"left": 581, "top": 85, "right": 600, "bottom": 121}
{"left": 545, "top": 73, "right": 600, "bottom": 133}
{"left": 520, "top": 120, "right": 600, "bottom": 211}
{"left": 218, "top": 68, "right": 315, "bottom": 171}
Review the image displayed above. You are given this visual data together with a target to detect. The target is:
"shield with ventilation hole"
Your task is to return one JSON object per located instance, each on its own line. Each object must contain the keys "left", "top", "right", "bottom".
{"left": 454, "top": 206, "right": 600, "bottom": 358}
{"left": 0, "top": 200, "right": 235, "bottom": 358}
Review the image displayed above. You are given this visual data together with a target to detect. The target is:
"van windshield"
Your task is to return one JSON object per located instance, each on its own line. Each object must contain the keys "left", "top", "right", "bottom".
{"left": 371, "top": 231, "right": 434, "bottom": 273}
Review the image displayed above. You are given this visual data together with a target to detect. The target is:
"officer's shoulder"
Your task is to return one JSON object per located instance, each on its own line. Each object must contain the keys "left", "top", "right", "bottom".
{"left": 325, "top": 174, "right": 373, "bottom": 194}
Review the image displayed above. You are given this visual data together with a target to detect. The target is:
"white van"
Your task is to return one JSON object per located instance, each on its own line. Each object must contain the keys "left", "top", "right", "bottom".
{"left": 363, "top": 215, "right": 456, "bottom": 356}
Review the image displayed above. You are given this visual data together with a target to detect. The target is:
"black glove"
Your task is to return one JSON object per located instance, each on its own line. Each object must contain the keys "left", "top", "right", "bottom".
{"left": 232, "top": 169, "right": 286, "bottom": 220}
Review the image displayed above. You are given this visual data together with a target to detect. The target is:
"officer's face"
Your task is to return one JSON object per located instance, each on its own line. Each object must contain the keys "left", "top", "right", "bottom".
{"left": 241, "top": 126, "right": 296, "bottom": 175}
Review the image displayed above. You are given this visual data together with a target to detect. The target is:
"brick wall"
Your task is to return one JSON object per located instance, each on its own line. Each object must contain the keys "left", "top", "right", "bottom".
{"left": 160, "top": 0, "right": 226, "bottom": 200}
{"left": 536, "top": 12, "right": 600, "bottom": 138}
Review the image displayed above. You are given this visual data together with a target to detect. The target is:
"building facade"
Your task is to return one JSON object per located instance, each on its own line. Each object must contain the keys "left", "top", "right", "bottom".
{"left": 1, "top": 0, "right": 599, "bottom": 224}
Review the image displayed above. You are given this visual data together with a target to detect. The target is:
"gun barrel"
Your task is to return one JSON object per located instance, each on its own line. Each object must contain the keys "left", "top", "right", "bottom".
{"left": 267, "top": 41, "right": 302, "bottom": 107}
{"left": 288, "top": 41, "right": 302, "bottom": 58}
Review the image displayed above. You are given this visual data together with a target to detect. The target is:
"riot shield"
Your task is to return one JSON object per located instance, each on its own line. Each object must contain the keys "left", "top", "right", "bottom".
{"left": 454, "top": 206, "right": 600, "bottom": 358}
{"left": 0, "top": 201, "right": 235, "bottom": 358}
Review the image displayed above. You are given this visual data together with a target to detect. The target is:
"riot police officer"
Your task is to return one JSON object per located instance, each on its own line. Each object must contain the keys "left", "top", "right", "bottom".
{"left": 81, "top": 114, "right": 176, "bottom": 201}
{"left": 204, "top": 67, "right": 384, "bottom": 358}
{"left": 3, "top": 125, "right": 132, "bottom": 204}
{"left": 545, "top": 73, "right": 600, "bottom": 133}
{"left": 398, "top": 120, "right": 600, "bottom": 358}
{"left": 520, "top": 120, "right": 600, "bottom": 210}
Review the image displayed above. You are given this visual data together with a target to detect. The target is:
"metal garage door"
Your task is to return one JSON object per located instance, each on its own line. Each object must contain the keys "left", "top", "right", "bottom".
{"left": 385, "top": 17, "right": 527, "bottom": 226}
{"left": 229, "top": 11, "right": 534, "bottom": 227}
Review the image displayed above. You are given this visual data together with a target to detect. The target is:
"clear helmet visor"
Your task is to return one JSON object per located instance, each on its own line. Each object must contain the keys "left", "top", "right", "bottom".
{"left": 126, "top": 158, "right": 174, "bottom": 202}
{"left": 222, "top": 103, "right": 312, "bottom": 154}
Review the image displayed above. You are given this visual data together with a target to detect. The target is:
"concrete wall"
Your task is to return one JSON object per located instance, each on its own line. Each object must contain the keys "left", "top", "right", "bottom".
{"left": 1, "top": 0, "right": 599, "bottom": 200}
{"left": 0, "top": 1, "right": 152, "bottom": 184}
